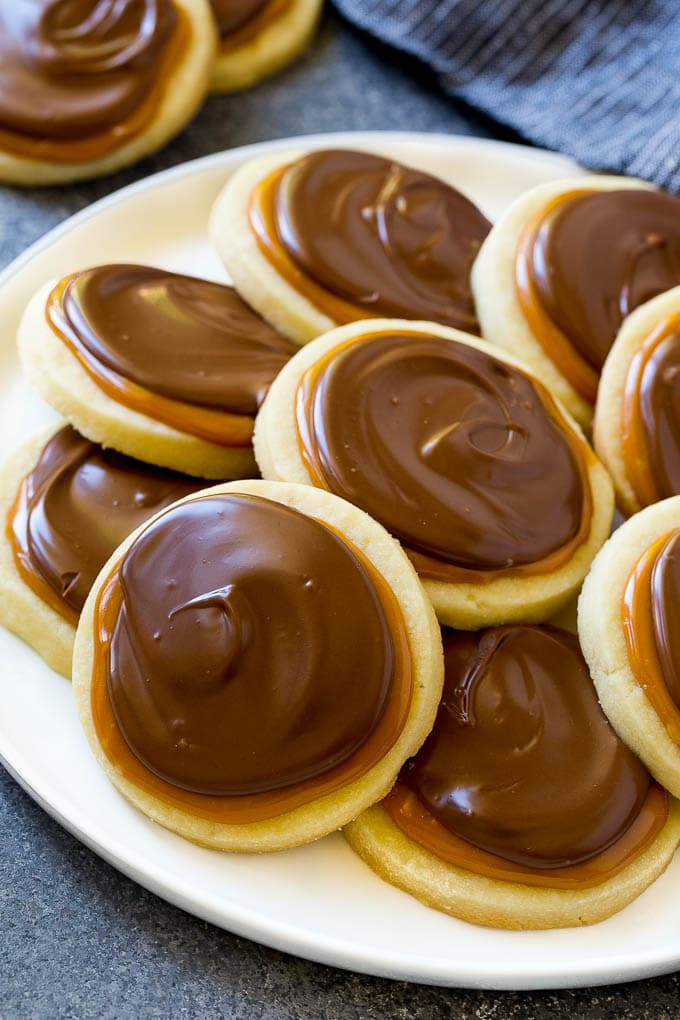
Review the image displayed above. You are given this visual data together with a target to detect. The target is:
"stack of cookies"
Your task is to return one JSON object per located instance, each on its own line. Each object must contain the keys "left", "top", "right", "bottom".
{"left": 4, "top": 145, "right": 680, "bottom": 932}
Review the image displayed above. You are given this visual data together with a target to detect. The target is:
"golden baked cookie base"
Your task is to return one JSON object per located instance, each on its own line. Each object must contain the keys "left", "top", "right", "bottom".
{"left": 344, "top": 802, "right": 680, "bottom": 930}
{"left": 579, "top": 497, "right": 680, "bottom": 798}
{"left": 0, "top": 0, "right": 217, "bottom": 187}
{"left": 470, "top": 175, "right": 653, "bottom": 431}
{"left": 254, "top": 318, "right": 615, "bottom": 630}
{"left": 594, "top": 287, "right": 680, "bottom": 516}
{"left": 72, "top": 479, "right": 444, "bottom": 852}
{"left": 18, "top": 280, "right": 258, "bottom": 480}
{"left": 211, "top": 0, "right": 322, "bottom": 92}
{"left": 0, "top": 422, "right": 74, "bottom": 679}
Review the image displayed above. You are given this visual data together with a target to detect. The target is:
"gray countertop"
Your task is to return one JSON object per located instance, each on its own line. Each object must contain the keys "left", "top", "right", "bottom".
{"left": 2, "top": 11, "right": 679, "bottom": 1018}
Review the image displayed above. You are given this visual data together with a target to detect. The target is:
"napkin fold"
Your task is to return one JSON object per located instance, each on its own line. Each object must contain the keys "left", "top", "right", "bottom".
{"left": 333, "top": 0, "right": 680, "bottom": 191}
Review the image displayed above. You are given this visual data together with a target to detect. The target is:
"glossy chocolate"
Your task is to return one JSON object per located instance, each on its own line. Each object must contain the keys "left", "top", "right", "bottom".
{"left": 651, "top": 530, "right": 680, "bottom": 709}
{"left": 0, "top": 1, "right": 177, "bottom": 142}
{"left": 632, "top": 329, "right": 680, "bottom": 501}
{"left": 209, "top": 0, "right": 269, "bottom": 36}
{"left": 297, "top": 332, "right": 588, "bottom": 573}
{"left": 274, "top": 149, "right": 490, "bottom": 331}
{"left": 529, "top": 189, "right": 680, "bottom": 372}
{"left": 10, "top": 425, "right": 203, "bottom": 618}
{"left": 50, "top": 265, "right": 294, "bottom": 415}
{"left": 106, "top": 493, "right": 401, "bottom": 796}
{"left": 402, "top": 626, "right": 651, "bottom": 869}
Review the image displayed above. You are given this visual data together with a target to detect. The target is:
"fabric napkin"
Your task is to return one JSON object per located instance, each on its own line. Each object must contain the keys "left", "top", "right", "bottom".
{"left": 333, "top": 0, "right": 680, "bottom": 191}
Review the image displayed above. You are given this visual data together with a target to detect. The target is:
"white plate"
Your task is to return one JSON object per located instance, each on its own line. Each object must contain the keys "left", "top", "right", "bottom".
{"left": 2, "top": 131, "right": 675, "bottom": 992}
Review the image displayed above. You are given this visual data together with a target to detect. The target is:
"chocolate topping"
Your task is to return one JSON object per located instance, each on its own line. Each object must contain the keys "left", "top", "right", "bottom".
{"left": 106, "top": 493, "right": 401, "bottom": 796}
{"left": 0, "top": 1, "right": 177, "bottom": 142}
{"left": 529, "top": 189, "right": 680, "bottom": 372}
{"left": 297, "top": 332, "right": 588, "bottom": 573}
{"left": 634, "top": 330, "right": 680, "bottom": 500}
{"left": 10, "top": 426, "right": 203, "bottom": 618}
{"left": 651, "top": 530, "right": 680, "bottom": 710}
{"left": 50, "top": 265, "right": 294, "bottom": 416}
{"left": 209, "top": 0, "right": 269, "bottom": 36}
{"left": 273, "top": 149, "right": 490, "bottom": 331}
{"left": 402, "top": 626, "right": 650, "bottom": 869}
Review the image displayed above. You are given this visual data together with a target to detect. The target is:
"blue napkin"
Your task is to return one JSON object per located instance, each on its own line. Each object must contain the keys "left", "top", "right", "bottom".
{"left": 333, "top": 0, "right": 680, "bottom": 191}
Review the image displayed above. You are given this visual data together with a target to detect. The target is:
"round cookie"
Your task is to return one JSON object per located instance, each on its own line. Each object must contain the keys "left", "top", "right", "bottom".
{"left": 72, "top": 479, "right": 444, "bottom": 852}
{"left": 345, "top": 625, "right": 680, "bottom": 930}
{"left": 0, "top": 0, "right": 217, "bottom": 186}
{"left": 254, "top": 318, "right": 614, "bottom": 629}
{"left": 209, "top": 0, "right": 322, "bottom": 93}
{"left": 18, "top": 265, "right": 296, "bottom": 478}
{"left": 579, "top": 498, "right": 680, "bottom": 798}
{"left": 595, "top": 287, "right": 680, "bottom": 516}
{"left": 0, "top": 422, "right": 208, "bottom": 678}
{"left": 209, "top": 147, "right": 491, "bottom": 345}
{"left": 470, "top": 176, "right": 665, "bottom": 430}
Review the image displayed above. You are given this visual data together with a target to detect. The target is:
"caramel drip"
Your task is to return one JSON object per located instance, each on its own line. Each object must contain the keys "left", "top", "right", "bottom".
{"left": 90, "top": 493, "right": 413, "bottom": 822}
{"left": 212, "top": 0, "right": 291, "bottom": 52}
{"left": 47, "top": 266, "right": 294, "bottom": 447}
{"left": 386, "top": 626, "right": 665, "bottom": 887}
{"left": 622, "top": 315, "right": 680, "bottom": 507}
{"left": 516, "top": 188, "right": 680, "bottom": 402}
{"left": 295, "top": 330, "right": 593, "bottom": 583}
{"left": 623, "top": 529, "right": 680, "bottom": 738}
{"left": 248, "top": 149, "right": 490, "bottom": 331}
{"left": 6, "top": 425, "right": 205, "bottom": 624}
{"left": 0, "top": 1, "right": 187, "bottom": 164}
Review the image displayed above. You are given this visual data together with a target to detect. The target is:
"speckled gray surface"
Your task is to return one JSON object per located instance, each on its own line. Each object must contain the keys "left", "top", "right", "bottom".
{"left": 1, "top": 10, "right": 679, "bottom": 1018}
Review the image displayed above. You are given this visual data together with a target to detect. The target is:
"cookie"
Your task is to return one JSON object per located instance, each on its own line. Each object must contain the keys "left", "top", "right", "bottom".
{"left": 595, "top": 287, "right": 680, "bottom": 516}
{"left": 209, "top": 147, "right": 491, "bottom": 345}
{"left": 345, "top": 625, "right": 680, "bottom": 930}
{"left": 469, "top": 176, "right": 680, "bottom": 429}
{"left": 209, "top": 0, "right": 321, "bottom": 92}
{"left": 72, "top": 479, "right": 444, "bottom": 852}
{"left": 0, "top": 422, "right": 208, "bottom": 677}
{"left": 0, "top": 0, "right": 216, "bottom": 186}
{"left": 254, "top": 319, "right": 614, "bottom": 629}
{"left": 579, "top": 497, "right": 680, "bottom": 798}
{"left": 18, "top": 265, "right": 296, "bottom": 478}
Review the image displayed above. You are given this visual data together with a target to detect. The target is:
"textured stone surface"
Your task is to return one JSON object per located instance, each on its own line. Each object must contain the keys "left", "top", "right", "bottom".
{"left": 0, "top": 10, "right": 677, "bottom": 1018}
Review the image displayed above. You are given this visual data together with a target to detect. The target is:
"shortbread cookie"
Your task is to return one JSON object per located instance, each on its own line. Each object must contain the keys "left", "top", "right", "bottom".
{"left": 254, "top": 319, "right": 614, "bottom": 629}
{"left": 209, "top": 0, "right": 321, "bottom": 92}
{"left": 470, "top": 176, "right": 680, "bottom": 429}
{"left": 18, "top": 265, "right": 295, "bottom": 478}
{"left": 0, "top": 422, "right": 207, "bottom": 677}
{"left": 579, "top": 497, "right": 680, "bottom": 798}
{"left": 0, "top": 0, "right": 216, "bottom": 186}
{"left": 209, "top": 147, "right": 491, "bottom": 345}
{"left": 595, "top": 287, "right": 680, "bottom": 516}
{"left": 346, "top": 625, "right": 680, "bottom": 930}
{"left": 72, "top": 480, "right": 443, "bottom": 852}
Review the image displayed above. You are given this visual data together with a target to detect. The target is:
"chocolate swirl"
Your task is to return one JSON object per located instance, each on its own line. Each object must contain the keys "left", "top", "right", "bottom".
{"left": 632, "top": 329, "right": 680, "bottom": 500}
{"left": 402, "top": 626, "right": 651, "bottom": 869}
{"left": 106, "top": 493, "right": 402, "bottom": 795}
{"left": 209, "top": 0, "right": 269, "bottom": 36}
{"left": 297, "top": 332, "right": 588, "bottom": 573}
{"left": 273, "top": 149, "right": 490, "bottom": 331}
{"left": 529, "top": 189, "right": 680, "bottom": 372}
{"left": 50, "top": 265, "right": 294, "bottom": 415}
{"left": 0, "top": 1, "right": 177, "bottom": 142}
{"left": 651, "top": 530, "right": 680, "bottom": 709}
{"left": 9, "top": 425, "right": 204, "bottom": 619}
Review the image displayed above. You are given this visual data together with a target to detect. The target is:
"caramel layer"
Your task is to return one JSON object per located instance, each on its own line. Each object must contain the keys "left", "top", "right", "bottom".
{"left": 516, "top": 189, "right": 680, "bottom": 402}
{"left": 249, "top": 149, "right": 490, "bottom": 331}
{"left": 387, "top": 626, "right": 664, "bottom": 887}
{"left": 622, "top": 315, "right": 680, "bottom": 507}
{"left": 295, "top": 330, "right": 593, "bottom": 583}
{"left": 91, "top": 493, "right": 413, "bottom": 822}
{"left": 211, "top": 0, "right": 291, "bottom": 52}
{"left": 0, "top": 1, "right": 187, "bottom": 164}
{"left": 47, "top": 266, "right": 294, "bottom": 447}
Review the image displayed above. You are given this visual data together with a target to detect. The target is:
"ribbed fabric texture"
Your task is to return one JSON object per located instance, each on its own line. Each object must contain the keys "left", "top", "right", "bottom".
{"left": 333, "top": 0, "right": 680, "bottom": 191}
